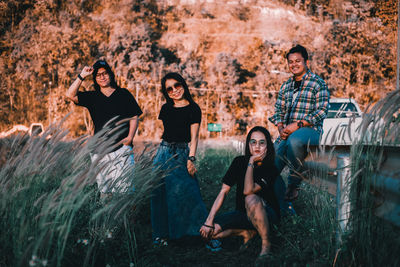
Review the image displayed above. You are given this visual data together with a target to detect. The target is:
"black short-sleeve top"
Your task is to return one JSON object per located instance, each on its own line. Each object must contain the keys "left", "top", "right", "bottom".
{"left": 222, "top": 155, "right": 280, "bottom": 217}
{"left": 159, "top": 102, "right": 201, "bottom": 143}
{"left": 76, "top": 88, "right": 142, "bottom": 147}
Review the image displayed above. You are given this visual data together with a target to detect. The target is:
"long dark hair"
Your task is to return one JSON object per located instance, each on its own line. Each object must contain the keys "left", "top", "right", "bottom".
{"left": 92, "top": 60, "right": 119, "bottom": 91}
{"left": 244, "top": 126, "right": 275, "bottom": 164}
{"left": 161, "top": 72, "right": 195, "bottom": 106}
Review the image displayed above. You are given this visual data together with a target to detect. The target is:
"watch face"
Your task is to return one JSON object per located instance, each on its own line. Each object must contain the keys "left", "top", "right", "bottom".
{"left": 189, "top": 156, "right": 196, "bottom": 162}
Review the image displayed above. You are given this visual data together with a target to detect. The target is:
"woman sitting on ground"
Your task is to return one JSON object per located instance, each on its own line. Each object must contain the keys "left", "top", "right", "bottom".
{"left": 200, "top": 126, "right": 281, "bottom": 260}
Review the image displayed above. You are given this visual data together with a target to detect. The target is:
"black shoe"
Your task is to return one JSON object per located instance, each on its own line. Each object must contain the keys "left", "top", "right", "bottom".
{"left": 285, "top": 186, "right": 299, "bottom": 201}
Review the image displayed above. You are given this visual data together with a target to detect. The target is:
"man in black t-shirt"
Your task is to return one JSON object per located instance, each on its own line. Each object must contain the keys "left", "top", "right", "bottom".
{"left": 66, "top": 60, "right": 142, "bottom": 195}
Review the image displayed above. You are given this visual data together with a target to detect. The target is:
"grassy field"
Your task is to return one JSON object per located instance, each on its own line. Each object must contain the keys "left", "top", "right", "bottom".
{"left": 1, "top": 102, "right": 400, "bottom": 266}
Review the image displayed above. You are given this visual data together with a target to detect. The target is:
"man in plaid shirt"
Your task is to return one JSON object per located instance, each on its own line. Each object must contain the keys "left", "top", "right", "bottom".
{"left": 269, "top": 45, "right": 330, "bottom": 201}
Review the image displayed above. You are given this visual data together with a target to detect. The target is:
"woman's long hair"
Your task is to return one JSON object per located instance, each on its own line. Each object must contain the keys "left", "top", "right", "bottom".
{"left": 92, "top": 60, "right": 119, "bottom": 91}
{"left": 161, "top": 72, "right": 195, "bottom": 106}
{"left": 244, "top": 126, "right": 275, "bottom": 165}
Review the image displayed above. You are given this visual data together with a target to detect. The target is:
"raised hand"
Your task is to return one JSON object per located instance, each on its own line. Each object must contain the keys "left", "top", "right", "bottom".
{"left": 80, "top": 66, "right": 93, "bottom": 79}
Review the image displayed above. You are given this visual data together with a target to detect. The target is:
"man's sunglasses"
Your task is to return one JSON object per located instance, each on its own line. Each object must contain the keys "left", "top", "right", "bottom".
{"left": 166, "top": 82, "right": 183, "bottom": 93}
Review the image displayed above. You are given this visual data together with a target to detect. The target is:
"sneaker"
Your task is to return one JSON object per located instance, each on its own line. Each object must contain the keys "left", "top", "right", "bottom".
{"left": 206, "top": 239, "right": 222, "bottom": 252}
{"left": 153, "top": 237, "right": 168, "bottom": 247}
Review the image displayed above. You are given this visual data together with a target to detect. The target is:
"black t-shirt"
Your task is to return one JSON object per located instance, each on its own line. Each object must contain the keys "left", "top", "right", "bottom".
{"left": 159, "top": 102, "right": 201, "bottom": 143}
{"left": 76, "top": 88, "right": 142, "bottom": 147}
{"left": 222, "top": 155, "right": 280, "bottom": 217}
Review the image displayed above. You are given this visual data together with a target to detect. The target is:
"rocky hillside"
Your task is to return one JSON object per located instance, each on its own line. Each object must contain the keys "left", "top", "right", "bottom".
{"left": 0, "top": 0, "right": 397, "bottom": 139}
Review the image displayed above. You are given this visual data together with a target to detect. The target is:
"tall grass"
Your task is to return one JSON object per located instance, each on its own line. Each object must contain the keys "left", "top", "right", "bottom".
{"left": 271, "top": 91, "right": 400, "bottom": 266}
{"left": 340, "top": 91, "right": 400, "bottom": 266}
{"left": 0, "top": 122, "right": 161, "bottom": 267}
{"left": 1, "top": 91, "right": 399, "bottom": 266}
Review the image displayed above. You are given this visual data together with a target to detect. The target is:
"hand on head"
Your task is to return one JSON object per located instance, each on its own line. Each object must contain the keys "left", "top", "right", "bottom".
{"left": 80, "top": 66, "right": 93, "bottom": 79}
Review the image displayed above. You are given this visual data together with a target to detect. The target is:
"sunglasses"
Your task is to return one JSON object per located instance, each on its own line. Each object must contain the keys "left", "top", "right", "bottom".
{"left": 166, "top": 82, "right": 183, "bottom": 93}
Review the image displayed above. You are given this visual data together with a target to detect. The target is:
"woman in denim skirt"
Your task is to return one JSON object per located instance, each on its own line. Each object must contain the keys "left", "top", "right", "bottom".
{"left": 151, "top": 72, "right": 219, "bottom": 249}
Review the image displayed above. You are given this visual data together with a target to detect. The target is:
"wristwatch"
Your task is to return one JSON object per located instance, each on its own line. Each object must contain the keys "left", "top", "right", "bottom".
{"left": 188, "top": 156, "right": 196, "bottom": 162}
{"left": 297, "top": 121, "right": 304, "bottom": 128}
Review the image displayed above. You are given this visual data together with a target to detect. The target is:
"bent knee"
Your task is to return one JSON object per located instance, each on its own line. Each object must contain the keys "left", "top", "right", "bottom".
{"left": 287, "top": 136, "right": 306, "bottom": 149}
{"left": 245, "top": 194, "right": 263, "bottom": 210}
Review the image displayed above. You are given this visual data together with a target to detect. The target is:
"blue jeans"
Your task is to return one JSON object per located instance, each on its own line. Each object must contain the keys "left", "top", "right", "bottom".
{"left": 274, "top": 128, "right": 320, "bottom": 188}
{"left": 151, "top": 141, "right": 208, "bottom": 240}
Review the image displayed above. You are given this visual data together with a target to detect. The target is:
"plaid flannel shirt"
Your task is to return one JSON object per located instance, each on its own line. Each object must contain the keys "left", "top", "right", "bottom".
{"left": 269, "top": 69, "right": 330, "bottom": 133}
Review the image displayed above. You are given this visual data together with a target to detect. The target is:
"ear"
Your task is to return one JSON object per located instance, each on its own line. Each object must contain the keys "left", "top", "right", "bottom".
{"left": 306, "top": 59, "right": 310, "bottom": 67}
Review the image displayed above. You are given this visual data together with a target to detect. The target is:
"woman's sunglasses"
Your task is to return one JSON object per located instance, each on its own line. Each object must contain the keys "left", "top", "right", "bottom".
{"left": 166, "top": 82, "right": 183, "bottom": 93}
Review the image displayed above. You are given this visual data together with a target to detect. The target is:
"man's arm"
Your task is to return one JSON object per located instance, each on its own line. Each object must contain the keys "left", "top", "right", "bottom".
{"left": 277, "top": 122, "right": 288, "bottom": 140}
{"left": 268, "top": 83, "right": 286, "bottom": 126}
{"left": 303, "top": 82, "right": 330, "bottom": 126}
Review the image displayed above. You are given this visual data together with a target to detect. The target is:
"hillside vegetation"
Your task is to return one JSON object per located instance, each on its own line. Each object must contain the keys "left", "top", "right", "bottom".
{"left": 0, "top": 0, "right": 397, "bottom": 138}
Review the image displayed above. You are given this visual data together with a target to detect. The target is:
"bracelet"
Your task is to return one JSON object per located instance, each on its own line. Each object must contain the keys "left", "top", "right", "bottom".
{"left": 248, "top": 162, "right": 254, "bottom": 168}
{"left": 77, "top": 74, "right": 84, "bottom": 81}
{"left": 203, "top": 224, "right": 215, "bottom": 229}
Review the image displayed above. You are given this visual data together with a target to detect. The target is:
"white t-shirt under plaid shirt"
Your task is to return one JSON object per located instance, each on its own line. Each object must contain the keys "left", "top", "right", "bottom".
{"left": 268, "top": 69, "right": 330, "bottom": 133}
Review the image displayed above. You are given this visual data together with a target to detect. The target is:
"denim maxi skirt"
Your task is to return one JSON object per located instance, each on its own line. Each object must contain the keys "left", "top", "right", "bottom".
{"left": 151, "top": 141, "right": 208, "bottom": 240}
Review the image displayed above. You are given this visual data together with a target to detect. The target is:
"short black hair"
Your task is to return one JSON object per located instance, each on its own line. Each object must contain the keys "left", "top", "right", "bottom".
{"left": 286, "top": 44, "right": 308, "bottom": 61}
